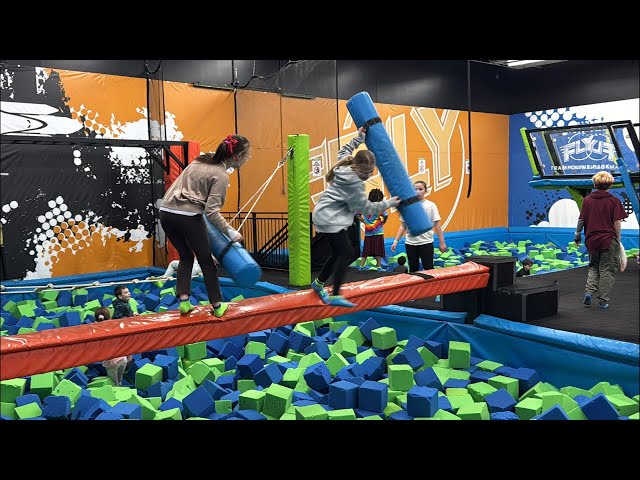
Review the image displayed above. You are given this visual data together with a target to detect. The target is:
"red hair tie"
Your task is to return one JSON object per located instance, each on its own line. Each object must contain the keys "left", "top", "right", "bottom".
{"left": 224, "top": 134, "right": 238, "bottom": 154}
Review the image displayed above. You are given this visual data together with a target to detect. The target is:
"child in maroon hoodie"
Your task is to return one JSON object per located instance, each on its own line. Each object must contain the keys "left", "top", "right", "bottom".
{"left": 574, "top": 171, "right": 628, "bottom": 309}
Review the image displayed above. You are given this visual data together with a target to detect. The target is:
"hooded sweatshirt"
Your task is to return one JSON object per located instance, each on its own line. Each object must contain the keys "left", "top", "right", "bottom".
{"left": 580, "top": 189, "right": 627, "bottom": 252}
{"left": 313, "top": 134, "right": 392, "bottom": 233}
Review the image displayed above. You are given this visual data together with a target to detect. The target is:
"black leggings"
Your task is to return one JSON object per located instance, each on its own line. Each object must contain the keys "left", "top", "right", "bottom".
{"left": 317, "top": 230, "right": 352, "bottom": 296}
{"left": 406, "top": 242, "right": 434, "bottom": 272}
{"left": 160, "top": 211, "right": 222, "bottom": 304}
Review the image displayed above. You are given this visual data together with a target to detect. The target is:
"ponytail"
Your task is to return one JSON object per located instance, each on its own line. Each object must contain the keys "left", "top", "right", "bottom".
{"left": 325, "top": 157, "right": 354, "bottom": 183}
{"left": 197, "top": 134, "right": 251, "bottom": 165}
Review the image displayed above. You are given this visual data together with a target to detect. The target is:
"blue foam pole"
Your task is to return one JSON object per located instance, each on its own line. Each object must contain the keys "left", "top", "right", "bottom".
{"left": 613, "top": 156, "right": 639, "bottom": 223}
{"left": 347, "top": 91, "right": 433, "bottom": 235}
{"left": 203, "top": 215, "right": 262, "bottom": 288}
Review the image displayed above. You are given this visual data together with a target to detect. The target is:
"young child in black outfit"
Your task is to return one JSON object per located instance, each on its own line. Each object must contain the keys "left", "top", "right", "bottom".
{"left": 516, "top": 258, "right": 533, "bottom": 277}
{"left": 393, "top": 255, "right": 409, "bottom": 273}
{"left": 112, "top": 285, "right": 139, "bottom": 319}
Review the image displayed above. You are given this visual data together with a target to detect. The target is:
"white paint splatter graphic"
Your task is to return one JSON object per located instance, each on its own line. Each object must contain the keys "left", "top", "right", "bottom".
{"left": 24, "top": 198, "right": 152, "bottom": 279}
{"left": 35, "top": 67, "right": 50, "bottom": 95}
{"left": 0, "top": 67, "right": 15, "bottom": 100}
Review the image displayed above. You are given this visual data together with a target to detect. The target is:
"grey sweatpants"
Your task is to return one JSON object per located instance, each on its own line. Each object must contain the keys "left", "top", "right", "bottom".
{"left": 585, "top": 238, "right": 621, "bottom": 304}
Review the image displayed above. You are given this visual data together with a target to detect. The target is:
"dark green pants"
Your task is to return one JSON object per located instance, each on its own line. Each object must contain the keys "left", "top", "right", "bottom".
{"left": 585, "top": 238, "right": 620, "bottom": 304}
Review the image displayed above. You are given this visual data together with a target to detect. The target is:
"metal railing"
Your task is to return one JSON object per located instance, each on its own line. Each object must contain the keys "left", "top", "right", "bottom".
{"left": 222, "top": 212, "right": 290, "bottom": 270}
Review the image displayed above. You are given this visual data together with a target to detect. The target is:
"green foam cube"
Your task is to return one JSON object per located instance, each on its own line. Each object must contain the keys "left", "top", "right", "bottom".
{"left": 538, "top": 392, "right": 579, "bottom": 413}
{"left": 488, "top": 375, "right": 519, "bottom": 399}
{"left": 566, "top": 406, "right": 588, "bottom": 420}
{"left": 298, "top": 352, "right": 324, "bottom": 370}
{"left": 245, "top": 341, "right": 267, "bottom": 359}
{"left": 154, "top": 408, "right": 182, "bottom": 420}
{"left": 184, "top": 342, "right": 207, "bottom": 361}
{"left": 371, "top": 327, "right": 397, "bottom": 349}
{"left": 294, "top": 321, "right": 316, "bottom": 337}
{"left": 589, "top": 382, "right": 624, "bottom": 397}
{"left": 51, "top": 379, "right": 82, "bottom": 405}
{"left": 239, "top": 389, "right": 266, "bottom": 412}
{"left": 39, "top": 290, "right": 59, "bottom": 302}
{"left": 135, "top": 363, "right": 163, "bottom": 390}
{"left": 448, "top": 341, "right": 471, "bottom": 369}
{"left": 263, "top": 384, "right": 293, "bottom": 418}
{"left": 215, "top": 400, "right": 233, "bottom": 414}
{"left": 430, "top": 410, "right": 461, "bottom": 420}
{"left": 467, "top": 382, "right": 497, "bottom": 402}
{"left": 388, "top": 365, "right": 414, "bottom": 391}
{"left": 187, "top": 362, "right": 219, "bottom": 385}
{"left": 520, "top": 382, "right": 558, "bottom": 401}
{"left": 89, "top": 385, "right": 117, "bottom": 402}
{"left": 394, "top": 393, "right": 408, "bottom": 407}
{"left": 446, "top": 388, "right": 469, "bottom": 397}
{"left": 446, "top": 394, "right": 475, "bottom": 412}
{"left": 295, "top": 404, "right": 328, "bottom": 420}
{"left": 339, "top": 325, "right": 366, "bottom": 347}
{"left": 355, "top": 348, "right": 376, "bottom": 364}
{"left": 416, "top": 347, "right": 439, "bottom": 368}
{"left": 146, "top": 397, "right": 162, "bottom": 409}
{"left": 333, "top": 337, "right": 358, "bottom": 357}
{"left": 84, "top": 299, "right": 102, "bottom": 312}
{"left": 384, "top": 402, "right": 403, "bottom": 418}
{"left": 230, "top": 295, "right": 245, "bottom": 301}
{"left": 358, "top": 415, "right": 383, "bottom": 420}
{"left": 456, "top": 402, "right": 490, "bottom": 420}
{"left": 29, "top": 372, "right": 58, "bottom": 400}
{"left": 1, "top": 402, "right": 17, "bottom": 419}
{"left": 515, "top": 397, "right": 543, "bottom": 420}
{"left": 329, "top": 321, "right": 348, "bottom": 332}
{"left": 560, "top": 386, "right": 593, "bottom": 399}
{"left": 201, "top": 358, "right": 226, "bottom": 373}
{"left": 127, "top": 395, "right": 158, "bottom": 420}
{"left": 237, "top": 379, "right": 257, "bottom": 393}
{"left": 280, "top": 413, "right": 297, "bottom": 420}
{"left": 325, "top": 353, "right": 349, "bottom": 376}
{"left": 267, "top": 355, "right": 290, "bottom": 365}
{"left": 281, "top": 368, "right": 304, "bottom": 388}
{"left": 15, "top": 402, "right": 43, "bottom": 419}
{"left": 476, "top": 360, "right": 503, "bottom": 372}
{"left": 606, "top": 394, "right": 639, "bottom": 417}
{"left": 327, "top": 409, "right": 357, "bottom": 420}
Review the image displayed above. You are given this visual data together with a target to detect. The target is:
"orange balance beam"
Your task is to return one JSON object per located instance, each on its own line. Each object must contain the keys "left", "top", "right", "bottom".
{"left": 0, "top": 262, "right": 489, "bottom": 380}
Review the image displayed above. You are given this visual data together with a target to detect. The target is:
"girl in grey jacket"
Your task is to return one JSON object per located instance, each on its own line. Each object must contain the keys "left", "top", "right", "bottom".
{"left": 311, "top": 128, "right": 400, "bottom": 307}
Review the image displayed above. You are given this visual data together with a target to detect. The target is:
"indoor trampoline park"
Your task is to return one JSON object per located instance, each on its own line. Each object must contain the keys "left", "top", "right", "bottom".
{"left": 0, "top": 59, "right": 638, "bottom": 423}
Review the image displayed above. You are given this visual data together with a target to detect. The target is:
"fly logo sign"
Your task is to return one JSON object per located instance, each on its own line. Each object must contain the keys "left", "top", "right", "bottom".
{"left": 559, "top": 133, "right": 616, "bottom": 163}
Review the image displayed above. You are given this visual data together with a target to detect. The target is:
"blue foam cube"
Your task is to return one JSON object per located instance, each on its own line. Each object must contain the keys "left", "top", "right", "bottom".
{"left": 437, "top": 395, "right": 453, "bottom": 413}
{"left": 388, "top": 410, "right": 414, "bottom": 420}
{"left": 470, "top": 370, "right": 496, "bottom": 383}
{"left": 218, "top": 341, "right": 242, "bottom": 360}
{"left": 303, "top": 363, "right": 332, "bottom": 393}
{"left": 405, "top": 335, "right": 426, "bottom": 350}
{"left": 64, "top": 368, "right": 90, "bottom": 388}
{"left": 359, "top": 357, "right": 386, "bottom": 381}
{"left": 159, "top": 397, "right": 184, "bottom": 413}
{"left": 42, "top": 396, "right": 71, "bottom": 420}
{"left": 424, "top": 340, "right": 443, "bottom": 358}
{"left": 16, "top": 394, "right": 42, "bottom": 408}
{"left": 392, "top": 348, "right": 425, "bottom": 370}
{"left": 206, "top": 339, "right": 226, "bottom": 356}
{"left": 110, "top": 402, "right": 142, "bottom": 420}
{"left": 183, "top": 386, "right": 216, "bottom": 418}
{"left": 414, "top": 367, "right": 443, "bottom": 390}
{"left": 581, "top": 393, "right": 619, "bottom": 420}
{"left": 358, "top": 317, "right": 380, "bottom": 342}
{"left": 248, "top": 331, "right": 268, "bottom": 343}
{"left": 358, "top": 380, "right": 388, "bottom": 414}
{"left": 484, "top": 388, "right": 517, "bottom": 413}
{"left": 407, "top": 386, "right": 438, "bottom": 418}
{"left": 236, "top": 354, "right": 264, "bottom": 379}
{"left": 444, "top": 378, "right": 470, "bottom": 389}
{"left": 201, "top": 380, "right": 229, "bottom": 401}
{"left": 266, "top": 331, "right": 289, "bottom": 356}
{"left": 254, "top": 364, "right": 283, "bottom": 388}
{"left": 510, "top": 367, "right": 540, "bottom": 396}
{"left": 288, "top": 330, "right": 313, "bottom": 353}
{"left": 533, "top": 405, "right": 570, "bottom": 420}
{"left": 153, "top": 354, "right": 179, "bottom": 381}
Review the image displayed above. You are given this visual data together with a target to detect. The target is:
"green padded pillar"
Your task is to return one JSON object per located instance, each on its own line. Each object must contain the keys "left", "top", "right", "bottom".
{"left": 288, "top": 134, "right": 311, "bottom": 286}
